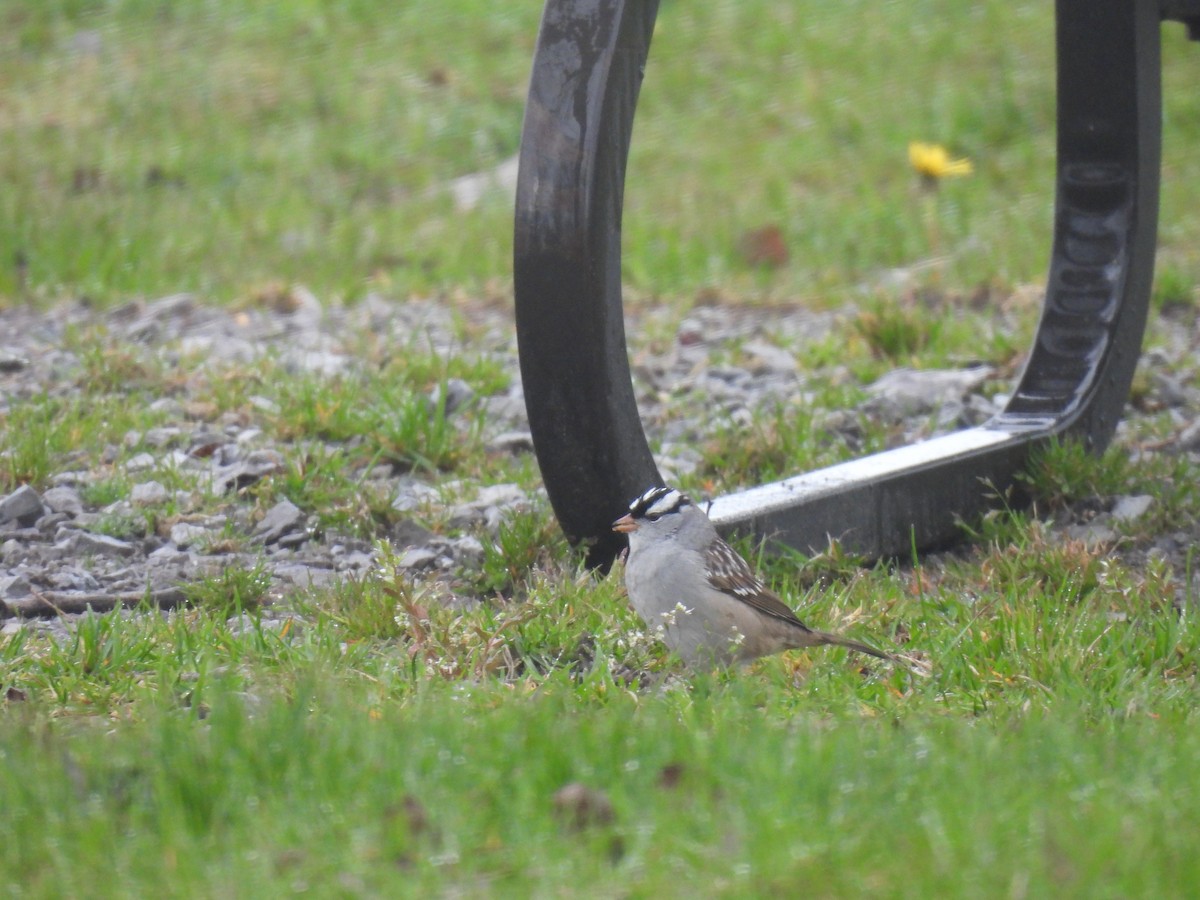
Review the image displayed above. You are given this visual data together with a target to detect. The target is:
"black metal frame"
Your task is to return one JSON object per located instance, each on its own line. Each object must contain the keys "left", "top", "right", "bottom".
{"left": 515, "top": 0, "right": 1183, "bottom": 568}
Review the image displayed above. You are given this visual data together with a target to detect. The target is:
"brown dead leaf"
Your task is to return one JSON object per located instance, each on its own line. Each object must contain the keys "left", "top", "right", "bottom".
{"left": 385, "top": 794, "right": 431, "bottom": 837}
{"left": 187, "top": 438, "right": 223, "bottom": 458}
{"left": 657, "top": 762, "right": 685, "bottom": 790}
{"left": 144, "top": 165, "right": 185, "bottom": 189}
{"left": 737, "top": 224, "right": 789, "bottom": 268}
{"left": 71, "top": 166, "right": 103, "bottom": 194}
{"left": 182, "top": 400, "right": 219, "bottom": 421}
{"left": 552, "top": 782, "right": 615, "bottom": 831}
{"left": 247, "top": 280, "right": 305, "bottom": 314}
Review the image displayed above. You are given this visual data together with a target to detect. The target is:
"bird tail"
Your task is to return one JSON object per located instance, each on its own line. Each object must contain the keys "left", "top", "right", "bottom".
{"left": 812, "top": 630, "right": 894, "bottom": 662}
{"left": 813, "top": 631, "right": 931, "bottom": 676}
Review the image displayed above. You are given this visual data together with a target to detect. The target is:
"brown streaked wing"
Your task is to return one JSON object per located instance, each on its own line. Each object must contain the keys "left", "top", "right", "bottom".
{"left": 703, "top": 539, "right": 809, "bottom": 627}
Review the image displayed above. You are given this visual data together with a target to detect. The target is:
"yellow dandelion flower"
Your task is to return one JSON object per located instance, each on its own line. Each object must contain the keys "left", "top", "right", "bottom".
{"left": 908, "top": 141, "right": 973, "bottom": 179}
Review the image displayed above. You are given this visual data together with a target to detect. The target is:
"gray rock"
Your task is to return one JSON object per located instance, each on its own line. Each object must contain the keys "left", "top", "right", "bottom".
{"left": 472, "top": 483, "right": 528, "bottom": 509}
{"left": 1, "top": 539, "right": 27, "bottom": 565}
{"left": 36, "top": 513, "right": 71, "bottom": 534}
{"left": 481, "top": 385, "right": 528, "bottom": 426}
{"left": 397, "top": 547, "right": 439, "bottom": 570}
{"left": 143, "top": 427, "right": 183, "bottom": 448}
{"left": 657, "top": 443, "right": 703, "bottom": 482}
{"left": 147, "top": 398, "right": 185, "bottom": 417}
{"left": 489, "top": 431, "right": 534, "bottom": 453}
{"left": 212, "top": 443, "right": 244, "bottom": 467}
{"left": 131, "top": 481, "right": 170, "bottom": 506}
{"left": 254, "top": 499, "right": 305, "bottom": 544}
{"left": 248, "top": 395, "right": 281, "bottom": 415}
{"left": 64, "top": 532, "right": 137, "bottom": 557}
{"left": 0, "top": 485, "right": 44, "bottom": 526}
{"left": 865, "top": 366, "right": 993, "bottom": 417}
{"left": 48, "top": 568, "right": 100, "bottom": 591}
{"left": 1152, "top": 372, "right": 1193, "bottom": 408}
{"left": 241, "top": 448, "right": 285, "bottom": 480}
{"left": 1, "top": 526, "right": 41, "bottom": 543}
{"left": 41, "top": 487, "right": 84, "bottom": 516}
{"left": 452, "top": 535, "right": 485, "bottom": 565}
{"left": 124, "top": 452, "right": 157, "bottom": 473}
{"left": 212, "top": 449, "right": 285, "bottom": 493}
{"left": 167, "top": 450, "right": 197, "bottom": 470}
{"left": 448, "top": 483, "right": 530, "bottom": 530}
{"left": 0, "top": 348, "right": 29, "bottom": 372}
{"left": 390, "top": 518, "right": 436, "bottom": 549}
{"left": 187, "top": 431, "right": 226, "bottom": 458}
{"left": 361, "top": 463, "right": 395, "bottom": 482}
{"left": 961, "top": 393, "right": 1002, "bottom": 426}
{"left": 100, "top": 499, "right": 135, "bottom": 518}
{"left": 235, "top": 428, "right": 264, "bottom": 445}
{"left": 1063, "top": 521, "right": 1117, "bottom": 547}
{"left": 149, "top": 544, "right": 193, "bottom": 563}
{"left": 339, "top": 550, "right": 376, "bottom": 572}
{"left": 141, "top": 534, "right": 165, "bottom": 554}
{"left": 273, "top": 564, "right": 336, "bottom": 590}
{"left": 169, "top": 522, "right": 211, "bottom": 548}
{"left": 1111, "top": 494, "right": 1153, "bottom": 523}
{"left": 282, "top": 349, "right": 348, "bottom": 377}
{"left": 742, "top": 340, "right": 798, "bottom": 374}
{"left": 392, "top": 479, "right": 438, "bottom": 513}
{"left": 432, "top": 378, "right": 475, "bottom": 415}
{"left": 446, "top": 153, "right": 519, "bottom": 211}
{"left": 0, "top": 574, "right": 32, "bottom": 599}
{"left": 1178, "top": 418, "right": 1200, "bottom": 452}
{"left": 50, "top": 471, "right": 93, "bottom": 487}
{"left": 124, "top": 292, "right": 195, "bottom": 341}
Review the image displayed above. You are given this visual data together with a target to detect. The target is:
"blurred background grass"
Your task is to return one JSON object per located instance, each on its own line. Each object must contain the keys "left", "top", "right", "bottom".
{"left": 5, "top": 0, "right": 1200, "bottom": 308}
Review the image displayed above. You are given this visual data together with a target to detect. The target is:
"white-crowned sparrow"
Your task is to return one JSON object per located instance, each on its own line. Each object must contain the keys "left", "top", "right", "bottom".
{"left": 612, "top": 486, "right": 894, "bottom": 669}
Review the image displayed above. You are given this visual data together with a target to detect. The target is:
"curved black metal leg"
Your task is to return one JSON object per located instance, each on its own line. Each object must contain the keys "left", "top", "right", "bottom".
{"left": 515, "top": 0, "right": 1163, "bottom": 568}
{"left": 514, "top": 0, "right": 663, "bottom": 567}
{"left": 707, "top": 0, "right": 1162, "bottom": 556}
{"left": 1006, "top": 0, "right": 1161, "bottom": 447}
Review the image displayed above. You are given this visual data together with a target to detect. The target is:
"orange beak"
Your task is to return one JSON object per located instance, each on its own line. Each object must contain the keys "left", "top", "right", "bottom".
{"left": 612, "top": 513, "right": 638, "bottom": 534}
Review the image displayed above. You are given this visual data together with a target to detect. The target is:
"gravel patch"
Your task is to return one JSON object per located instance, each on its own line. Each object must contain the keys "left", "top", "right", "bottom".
{"left": 1, "top": 292, "right": 1198, "bottom": 628}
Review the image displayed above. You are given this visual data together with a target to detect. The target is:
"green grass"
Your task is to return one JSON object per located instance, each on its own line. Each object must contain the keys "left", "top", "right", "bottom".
{"left": 2, "top": 444, "right": 1199, "bottom": 893}
{"left": 6, "top": 2, "right": 1200, "bottom": 306}
{"left": 2, "top": 1, "right": 536, "bottom": 304}
{"left": 0, "top": 393, "right": 152, "bottom": 491}
{"left": 179, "top": 560, "right": 272, "bottom": 619}
{"left": 1, "top": 576, "right": 1198, "bottom": 895}
{"left": 698, "top": 386, "right": 888, "bottom": 490}
{"left": 4, "top": 1, "right": 1200, "bottom": 894}
{"left": 1, "top": 686, "right": 1198, "bottom": 896}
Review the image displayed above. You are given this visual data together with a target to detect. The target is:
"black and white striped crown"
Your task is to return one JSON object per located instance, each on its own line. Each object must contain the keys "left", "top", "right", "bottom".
{"left": 627, "top": 486, "right": 690, "bottom": 520}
